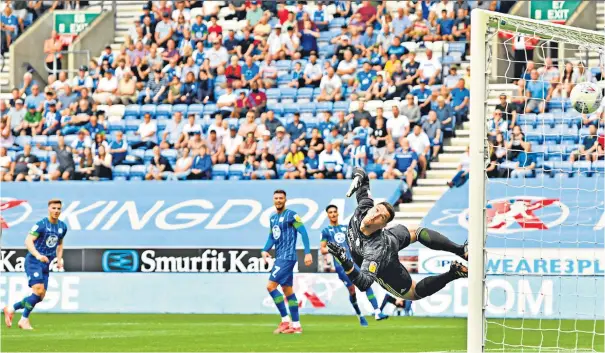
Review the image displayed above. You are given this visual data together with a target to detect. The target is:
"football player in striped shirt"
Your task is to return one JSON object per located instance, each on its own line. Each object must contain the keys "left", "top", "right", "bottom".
{"left": 261, "top": 190, "right": 312, "bottom": 334}
{"left": 4, "top": 199, "right": 67, "bottom": 330}
{"left": 320, "top": 204, "right": 388, "bottom": 326}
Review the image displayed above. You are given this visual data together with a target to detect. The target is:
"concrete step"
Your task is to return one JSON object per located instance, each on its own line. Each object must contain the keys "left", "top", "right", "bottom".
{"left": 411, "top": 194, "right": 442, "bottom": 202}
{"left": 426, "top": 169, "right": 457, "bottom": 179}
{"left": 463, "top": 121, "right": 470, "bottom": 130}
{"left": 398, "top": 202, "right": 435, "bottom": 213}
{"left": 417, "top": 178, "right": 449, "bottom": 186}
{"left": 437, "top": 153, "right": 463, "bottom": 163}
{"left": 443, "top": 145, "right": 467, "bottom": 153}
{"left": 456, "top": 129, "right": 470, "bottom": 137}
{"left": 447, "top": 137, "right": 470, "bottom": 146}
{"left": 412, "top": 186, "right": 448, "bottom": 195}
{"left": 394, "top": 211, "right": 426, "bottom": 219}
{"left": 428, "top": 162, "right": 459, "bottom": 170}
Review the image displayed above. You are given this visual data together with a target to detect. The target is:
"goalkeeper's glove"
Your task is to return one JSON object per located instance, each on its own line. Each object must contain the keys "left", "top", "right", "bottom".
{"left": 327, "top": 242, "right": 354, "bottom": 272}
{"left": 346, "top": 167, "right": 369, "bottom": 198}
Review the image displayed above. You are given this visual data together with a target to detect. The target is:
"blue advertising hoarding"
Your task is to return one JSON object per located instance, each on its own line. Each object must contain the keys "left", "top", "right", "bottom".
{"left": 0, "top": 273, "right": 602, "bottom": 319}
{"left": 420, "top": 177, "right": 604, "bottom": 248}
{"left": 0, "top": 181, "right": 401, "bottom": 248}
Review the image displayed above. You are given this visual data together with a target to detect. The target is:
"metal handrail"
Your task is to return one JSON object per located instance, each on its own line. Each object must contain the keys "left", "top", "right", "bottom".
{"left": 48, "top": 49, "right": 91, "bottom": 75}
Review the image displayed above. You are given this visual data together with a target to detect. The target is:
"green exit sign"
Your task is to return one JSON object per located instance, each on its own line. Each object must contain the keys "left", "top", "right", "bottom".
{"left": 530, "top": 1, "right": 581, "bottom": 23}
{"left": 54, "top": 11, "right": 100, "bottom": 35}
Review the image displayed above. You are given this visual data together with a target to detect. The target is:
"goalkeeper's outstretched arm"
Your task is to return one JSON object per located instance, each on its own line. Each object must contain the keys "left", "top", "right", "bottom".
{"left": 347, "top": 167, "right": 374, "bottom": 210}
{"left": 346, "top": 259, "right": 378, "bottom": 291}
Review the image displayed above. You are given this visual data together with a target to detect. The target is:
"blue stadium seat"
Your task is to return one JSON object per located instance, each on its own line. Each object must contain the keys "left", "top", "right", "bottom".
{"left": 64, "top": 135, "right": 77, "bottom": 146}
{"left": 140, "top": 104, "right": 157, "bottom": 118}
{"left": 277, "top": 74, "right": 292, "bottom": 87}
{"left": 573, "top": 161, "right": 592, "bottom": 176}
{"left": 157, "top": 118, "right": 169, "bottom": 131}
{"left": 188, "top": 104, "right": 204, "bottom": 117}
{"left": 47, "top": 135, "right": 59, "bottom": 147}
{"left": 156, "top": 104, "right": 173, "bottom": 119}
{"left": 303, "top": 117, "right": 318, "bottom": 129}
{"left": 547, "top": 97, "right": 566, "bottom": 111}
{"left": 297, "top": 88, "right": 314, "bottom": 102}
{"left": 143, "top": 149, "right": 155, "bottom": 163}
{"left": 130, "top": 149, "right": 145, "bottom": 160}
{"left": 447, "top": 42, "right": 466, "bottom": 54}
{"left": 550, "top": 161, "right": 573, "bottom": 176}
{"left": 161, "top": 149, "right": 178, "bottom": 165}
{"left": 525, "top": 132, "right": 544, "bottom": 145}
{"left": 108, "top": 121, "right": 126, "bottom": 132}
{"left": 173, "top": 104, "right": 188, "bottom": 116}
{"left": 113, "top": 165, "right": 131, "bottom": 179}
{"left": 125, "top": 120, "right": 140, "bottom": 132}
{"left": 212, "top": 164, "right": 229, "bottom": 180}
{"left": 266, "top": 88, "right": 281, "bottom": 101}
{"left": 277, "top": 164, "right": 288, "bottom": 179}
{"left": 280, "top": 87, "right": 297, "bottom": 102}
{"left": 228, "top": 164, "right": 246, "bottom": 180}
{"left": 32, "top": 135, "right": 48, "bottom": 146}
{"left": 15, "top": 135, "right": 31, "bottom": 147}
{"left": 130, "top": 165, "right": 146, "bottom": 178}
{"left": 332, "top": 101, "right": 348, "bottom": 112}
{"left": 547, "top": 145, "right": 568, "bottom": 161}
{"left": 329, "top": 17, "right": 345, "bottom": 28}
{"left": 32, "top": 149, "right": 48, "bottom": 162}
{"left": 536, "top": 113, "right": 555, "bottom": 128}
{"left": 517, "top": 114, "right": 537, "bottom": 128}
{"left": 543, "top": 127, "right": 560, "bottom": 144}
{"left": 319, "top": 44, "right": 335, "bottom": 58}
{"left": 558, "top": 124, "right": 579, "bottom": 144}
{"left": 298, "top": 103, "right": 315, "bottom": 115}
{"left": 267, "top": 102, "right": 284, "bottom": 115}
{"left": 441, "top": 56, "right": 457, "bottom": 65}
{"left": 124, "top": 104, "right": 141, "bottom": 118}
{"left": 276, "top": 60, "right": 292, "bottom": 72}
{"left": 125, "top": 131, "right": 141, "bottom": 146}
{"left": 204, "top": 104, "right": 217, "bottom": 116}
{"left": 593, "top": 160, "right": 605, "bottom": 174}
{"left": 319, "top": 31, "right": 334, "bottom": 42}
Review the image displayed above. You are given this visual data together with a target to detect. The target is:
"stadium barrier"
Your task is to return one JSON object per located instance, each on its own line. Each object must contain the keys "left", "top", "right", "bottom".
{"left": 0, "top": 273, "right": 601, "bottom": 319}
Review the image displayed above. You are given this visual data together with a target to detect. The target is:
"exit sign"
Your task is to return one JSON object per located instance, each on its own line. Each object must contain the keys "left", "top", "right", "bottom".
{"left": 530, "top": 0, "right": 580, "bottom": 23}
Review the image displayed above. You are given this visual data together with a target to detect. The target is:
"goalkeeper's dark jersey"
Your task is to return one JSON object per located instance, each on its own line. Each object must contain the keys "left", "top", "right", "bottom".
{"left": 346, "top": 178, "right": 413, "bottom": 298}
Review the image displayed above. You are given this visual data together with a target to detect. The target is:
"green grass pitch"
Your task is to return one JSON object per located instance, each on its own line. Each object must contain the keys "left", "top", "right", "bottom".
{"left": 0, "top": 314, "right": 602, "bottom": 352}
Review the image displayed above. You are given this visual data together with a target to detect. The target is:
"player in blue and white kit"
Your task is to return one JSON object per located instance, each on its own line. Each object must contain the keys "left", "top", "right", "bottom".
{"left": 320, "top": 205, "right": 388, "bottom": 326}
{"left": 4, "top": 199, "right": 67, "bottom": 330}
{"left": 261, "top": 189, "right": 312, "bottom": 335}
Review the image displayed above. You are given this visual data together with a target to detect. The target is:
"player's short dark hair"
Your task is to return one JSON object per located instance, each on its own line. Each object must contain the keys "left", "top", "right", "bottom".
{"left": 48, "top": 199, "right": 62, "bottom": 206}
{"left": 274, "top": 189, "right": 287, "bottom": 197}
{"left": 325, "top": 204, "right": 338, "bottom": 212}
{"left": 378, "top": 201, "right": 395, "bottom": 223}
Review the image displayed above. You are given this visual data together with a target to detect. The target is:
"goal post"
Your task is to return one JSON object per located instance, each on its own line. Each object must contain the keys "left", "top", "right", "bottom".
{"left": 468, "top": 9, "right": 605, "bottom": 353}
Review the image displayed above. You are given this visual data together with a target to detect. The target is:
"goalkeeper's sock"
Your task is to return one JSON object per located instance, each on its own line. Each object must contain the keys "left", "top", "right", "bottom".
{"left": 349, "top": 293, "right": 362, "bottom": 316}
{"left": 365, "top": 288, "right": 379, "bottom": 310}
{"left": 268, "top": 289, "right": 289, "bottom": 318}
{"left": 21, "top": 294, "right": 42, "bottom": 319}
{"left": 380, "top": 295, "right": 397, "bottom": 311}
{"left": 286, "top": 294, "right": 300, "bottom": 323}
{"left": 11, "top": 300, "right": 24, "bottom": 312}
{"left": 414, "top": 271, "right": 456, "bottom": 299}
{"left": 416, "top": 227, "right": 465, "bottom": 257}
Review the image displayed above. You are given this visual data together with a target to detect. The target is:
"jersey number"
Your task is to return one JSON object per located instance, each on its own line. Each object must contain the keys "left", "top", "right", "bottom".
{"left": 272, "top": 265, "right": 281, "bottom": 277}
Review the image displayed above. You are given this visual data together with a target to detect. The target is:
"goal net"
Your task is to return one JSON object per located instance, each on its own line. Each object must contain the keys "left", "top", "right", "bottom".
{"left": 468, "top": 9, "right": 605, "bottom": 352}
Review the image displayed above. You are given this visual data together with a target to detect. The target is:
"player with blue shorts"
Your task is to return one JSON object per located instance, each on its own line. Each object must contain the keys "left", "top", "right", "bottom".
{"left": 261, "top": 189, "right": 312, "bottom": 335}
{"left": 3, "top": 199, "right": 67, "bottom": 330}
{"left": 320, "top": 205, "right": 388, "bottom": 326}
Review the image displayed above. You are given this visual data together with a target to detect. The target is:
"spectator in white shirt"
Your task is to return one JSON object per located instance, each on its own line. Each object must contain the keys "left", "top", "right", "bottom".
{"left": 336, "top": 50, "right": 358, "bottom": 86}
{"left": 206, "top": 40, "right": 229, "bottom": 76}
{"left": 182, "top": 113, "right": 203, "bottom": 143}
{"left": 418, "top": 49, "right": 442, "bottom": 85}
{"left": 171, "top": 0, "right": 191, "bottom": 22}
{"left": 217, "top": 86, "right": 237, "bottom": 118}
{"left": 132, "top": 113, "right": 158, "bottom": 150}
{"left": 303, "top": 51, "right": 322, "bottom": 87}
{"left": 317, "top": 142, "right": 344, "bottom": 179}
{"left": 386, "top": 106, "right": 410, "bottom": 140}
{"left": 487, "top": 109, "right": 508, "bottom": 143}
{"left": 72, "top": 66, "right": 94, "bottom": 95}
{"left": 223, "top": 126, "right": 244, "bottom": 164}
{"left": 407, "top": 125, "right": 431, "bottom": 177}
{"left": 267, "top": 25, "right": 285, "bottom": 60}
{"left": 317, "top": 66, "right": 343, "bottom": 102}
{"left": 92, "top": 70, "right": 118, "bottom": 105}
{"left": 259, "top": 56, "right": 278, "bottom": 89}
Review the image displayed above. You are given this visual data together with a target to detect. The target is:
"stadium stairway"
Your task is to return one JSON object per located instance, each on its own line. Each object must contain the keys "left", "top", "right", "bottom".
{"left": 393, "top": 83, "right": 517, "bottom": 229}
{"left": 0, "top": 52, "right": 10, "bottom": 95}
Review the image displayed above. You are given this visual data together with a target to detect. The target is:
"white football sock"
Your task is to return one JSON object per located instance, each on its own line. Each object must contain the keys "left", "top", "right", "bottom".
{"left": 281, "top": 316, "right": 290, "bottom": 323}
{"left": 291, "top": 321, "right": 301, "bottom": 328}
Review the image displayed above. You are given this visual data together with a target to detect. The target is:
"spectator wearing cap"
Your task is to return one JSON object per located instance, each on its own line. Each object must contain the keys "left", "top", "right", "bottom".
{"left": 267, "top": 24, "right": 285, "bottom": 61}
{"left": 270, "top": 126, "right": 291, "bottom": 164}
{"left": 137, "top": 70, "right": 167, "bottom": 104}
{"left": 303, "top": 51, "right": 322, "bottom": 87}
{"left": 71, "top": 66, "right": 93, "bottom": 96}
{"left": 325, "top": 125, "right": 344, "bottom": 146}
{"left": 443, "top": 66, "right": 462, "bottom": 91}
{"left": 318, "top": 142, "right": 344, "bottom": 180}
{"left": 140, "top": 3, "right": 156, "bottom": 25}
{"left": 334, "top": 35, "right": 355, "bottom": 62}
{"left": 223, "top": 125, "right": 244, "bottom": 164}
{"left": 8, "top": 99, "right": 26, "bottom": 136}
{"left": 93, "top": 69, "right": 118, "bottom": 104}
{"left": 41, "top": 100, "right": 61, "bottom": 136}
{"left": 407, "top": 124, "right": 431, "bottom": 176}
{"left": 298, "top": 21, "right": 319, "bottom": 58}
{"left": 132, "top": 113, "right": 158, "bottom": 150}
{"left": 246, "top": 1, "right": 264, "bottom": 27}
{"left": 317, "top": 66, "right": 343, "bottom": 102}
{"left": 22, "top": 103, "right": 42, "bottom": 136}
{"left": 154, "top": 12, "right": 174, "bottom": 48}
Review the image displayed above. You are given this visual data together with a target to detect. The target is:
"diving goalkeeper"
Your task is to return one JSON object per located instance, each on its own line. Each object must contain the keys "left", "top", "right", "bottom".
{"left": 327, "top": 168, "right": 468, "bottom": 300}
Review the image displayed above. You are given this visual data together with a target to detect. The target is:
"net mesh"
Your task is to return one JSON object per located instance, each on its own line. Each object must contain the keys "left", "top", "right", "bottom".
{"left": 480, "top": 15, "right": 605, "bottom": 353}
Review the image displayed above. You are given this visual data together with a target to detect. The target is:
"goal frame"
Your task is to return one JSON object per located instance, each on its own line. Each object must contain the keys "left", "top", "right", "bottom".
{"left": 468, "top": 9, "right": 605, "bottom": 353}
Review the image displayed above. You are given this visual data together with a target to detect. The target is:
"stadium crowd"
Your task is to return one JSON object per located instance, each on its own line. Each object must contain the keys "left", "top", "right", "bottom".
{"left": 4, "top": 0, "right": 602, "bottom": 193}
